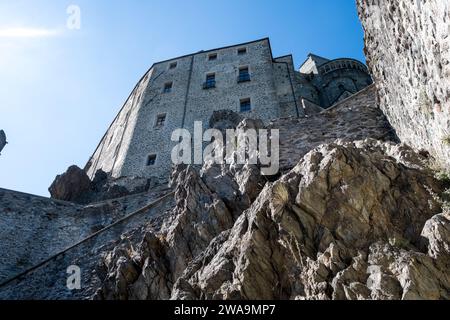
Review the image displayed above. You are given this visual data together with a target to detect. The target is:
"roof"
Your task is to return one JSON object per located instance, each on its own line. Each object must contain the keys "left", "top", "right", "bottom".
{"left": 152, "top": 37, "right": 273, "bottom": 66}
{"left": 299, "top": 53, "right": 330, "bottom": 69}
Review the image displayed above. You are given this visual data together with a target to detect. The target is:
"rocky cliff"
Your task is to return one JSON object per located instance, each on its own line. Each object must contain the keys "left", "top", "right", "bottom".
{"left": 0, "top": 1, "right": 449, "bottom": 301}
{"left": 357, "top": 0, "right": 450, "bottom": 168}
{"left": 92, "top": 137, "right": 449, "bottom": 300}
{"left": 1, "top": 86, "right": 449, "bottom": 300}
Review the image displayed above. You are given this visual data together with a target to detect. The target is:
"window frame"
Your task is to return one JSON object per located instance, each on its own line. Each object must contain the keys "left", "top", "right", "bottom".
{"left": 237, "top": 47, "right": 247, "bottom": 55}
{"left": 203, "top": 72, "right": 216, "bottom": 89}
{"left": 238, "top": 66, "right": 251, "bottom": 83}
{"left": 169, "top": 62, "right": 177, "bottom": 70}
{"left": 208, "top": 53, "right": 218, "bottom": 61}
{"left": 163, "top": 81, "right": 173, "bottom": 93}
{"left": 146, "top": 154, "right": 157, "bottom": 166}
{"left": 239, "top": 98, "right": 252, "bottom": 113}
{"left": 155, "top": 113, "right": 167, "bottom": 128}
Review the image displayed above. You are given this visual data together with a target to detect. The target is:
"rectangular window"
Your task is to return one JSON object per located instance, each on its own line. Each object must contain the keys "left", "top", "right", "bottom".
{"left": 169, "top": 62, "right": 177, "bottom": 69}
{"left": 208, "top": 53, "right": 217, "bottom": 61}
{"left": 238, "top": 47, "right": 247, "bottom": 55}
{"left": 240, "top": 98, "right": 251, "bottom": 112}
{"left": 155, "top": 114, "right": 166, "bottom": 127}
{"left": 238, "top": 66, "right": 251, "bottom": 83}
{"left": 203, "top": 73, "right": 216, "bottom": 89}
{"left": 163, "top": 82, "right": 173, "bottom": 93}
{"left": 147, "top": 154, "right": 157, "bottom": 166}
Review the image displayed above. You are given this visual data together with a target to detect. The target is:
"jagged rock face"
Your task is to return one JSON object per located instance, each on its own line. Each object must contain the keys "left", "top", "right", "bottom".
{"left": 48, "top": 165, "right": 91, "bottom": 202}
{"left": 95, "top": 140, "right": 449, "bottom": 300}
{"left": 94, "top": 160, "right": 265, "bottom": 300}
{"left": 357, "top": 0, "right": 450, "bottom": 168}
{"left": 209, "top": 110, "right": 243, "bottom": 134}
{"left": 49, "top": 167, "right": 153, "bottom": 204}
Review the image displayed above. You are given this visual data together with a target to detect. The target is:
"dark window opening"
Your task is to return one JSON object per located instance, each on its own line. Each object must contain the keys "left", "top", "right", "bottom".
{"left": 208, "top": 53, "right": 217, "bottom": 61}
{"left": 169, "top": 62, "right": 177, "bottom": 69}
{"left": 238, "top": 47, "right": 247, "bottom": 55}
{"left": 155, "top": 114, "right": 166, "bottom": 127}
{"left": 147, "top": 154, "right": 157, "bottom": 166}
{"left": 240, "top": 98, "right": 251, "bottom": 113}
{"left": 163, "top": 82, "right": 173, "bottom": 93}
{"left": 238, "top": 67, "right": 251, "bottom": 83}
{"left": 203, "top": 73, "right": 216, "bottom": 89}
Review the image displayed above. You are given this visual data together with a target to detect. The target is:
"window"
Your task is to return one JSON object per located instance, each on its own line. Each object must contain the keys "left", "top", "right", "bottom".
{"left": 208, "top": 53, "right": 217, "bottom": 61}
{"left": 238, "top": 66, "right": 251, "bottom": 83}
{"left": 169, "top": 62, "right": 177, "bottom": 69}
{"left": 203, "top": 73, "right": 216, "bottom": 89}
{"left": 146, "top": 154, "right": 157, "bottom": 166}
{"left": 240, "top": 98, "right": 251, "bottom": 112}
{"left": 238, "top": 47, "right": 247, "bottom": 55}
{"left": 155, "top": 114, "right": 166, "bottom": 127}
{"left": 163, "top": 82, "right": 173, "bottom": 93}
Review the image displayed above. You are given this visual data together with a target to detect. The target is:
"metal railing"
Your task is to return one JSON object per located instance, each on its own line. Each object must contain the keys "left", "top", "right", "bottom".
{"left": 237, "top": 74, "right": 251, "bottom": 83}
{"left": 203, "top": 80, "right": 216, "bottom": 89}
{"left": 0, "top": 190, "right": 175, "bottom": 289}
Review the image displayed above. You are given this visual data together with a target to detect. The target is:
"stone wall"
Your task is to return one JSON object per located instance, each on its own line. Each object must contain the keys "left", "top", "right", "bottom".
{"left": 85, "top": 69, "right": 152, "bottom": 179}
{"left": 0, "top": 186, "right": 170, "bottom": 283}
{"left": 86, "top": 38, "right": 373, "bottom": 183}
{"left": 270, "top": 85, "right": 397, "bottom": 170}
{"left": 87, "top": 39, "right": 293, "bottom": 183}
{"left": 357, "top": 0, "right": 450, "bottom": 168}
{"left": 0, "top": 191, "right": 175, "bottom": 299}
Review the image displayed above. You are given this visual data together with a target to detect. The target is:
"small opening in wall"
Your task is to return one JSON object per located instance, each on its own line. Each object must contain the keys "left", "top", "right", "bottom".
{"left": 163, "top": 82, "right": 173, "bottom": 93}
{"left": 155, "top": 114, "right": 166, "bottom": 127}
{"left": 203, "top": 73, "right": 216, "bottom": 89}
{"left": 147, "top": 154, "right": 157, "bottom": 166}
{"left": 208, "top": 53, "right": 217, "bottom": 61}
{"left": 238, "top": 66, "right": 250, "bottom": 83}
{"left": 169, "top": 62, "right": 177, "bottom": 69}
{"left": 238, "top": 47, "right": 247, "bottom": 55}
{"left": 240, "top": 98, "right": 251, "bottom": 113}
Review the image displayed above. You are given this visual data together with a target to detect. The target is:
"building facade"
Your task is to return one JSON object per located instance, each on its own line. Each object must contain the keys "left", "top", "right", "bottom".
{"left": 85, "top": 38, "right": 372, "bottom": 181}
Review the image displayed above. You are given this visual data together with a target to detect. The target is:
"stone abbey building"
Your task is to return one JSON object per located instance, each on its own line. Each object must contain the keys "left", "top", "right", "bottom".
{"left": 85, "top": 38, "right": 372, "bottom": 181}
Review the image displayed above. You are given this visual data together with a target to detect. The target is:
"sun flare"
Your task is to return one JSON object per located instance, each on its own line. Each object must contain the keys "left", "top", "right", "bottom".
{"left": 0, "top": 27, "right": 61, "bottom": 38}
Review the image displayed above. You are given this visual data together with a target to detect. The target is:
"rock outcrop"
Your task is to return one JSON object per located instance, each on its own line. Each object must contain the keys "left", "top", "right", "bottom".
{"left": 357, "top": 0, "right": 450, "bottom": 168}
{"left": 49, "top": 165, "right": 91, "bottom": 202}
{"left": 49, "top": 166, "right": 154, "bottom": 204}
{"left": 93, "top": 139, "right": 449, "bottom": 300}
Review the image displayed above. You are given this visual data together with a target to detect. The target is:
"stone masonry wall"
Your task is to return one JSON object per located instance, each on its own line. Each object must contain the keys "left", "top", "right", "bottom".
{"left": 85, "top": 69, "right": 152, "bottom": 179}
{"left": 357, "top": 0, "right": 450, "bottom": 168}
{"left": 270, "top": 85, "right": 397, "bottom": 170}
{"left": 0, "top": 186, "right": 170, "bottom": 283}
{"left": 86, "top": 38, "right": 374, "bottom": 183}
{"left": 0, "top": 191, "right": 175, "bottom": 299}
{"left": 87, "top": 39, "right": 297, "bottom": 183}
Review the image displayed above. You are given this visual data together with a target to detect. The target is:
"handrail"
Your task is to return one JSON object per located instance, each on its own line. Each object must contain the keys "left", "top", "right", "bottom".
{"left": 0, "top": 190, "right": 175, "bottom": 289}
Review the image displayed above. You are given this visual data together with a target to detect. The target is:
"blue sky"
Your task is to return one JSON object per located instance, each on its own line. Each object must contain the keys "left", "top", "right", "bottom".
{"left": 0, "top": 0, "right": 366, "bottom": 196}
